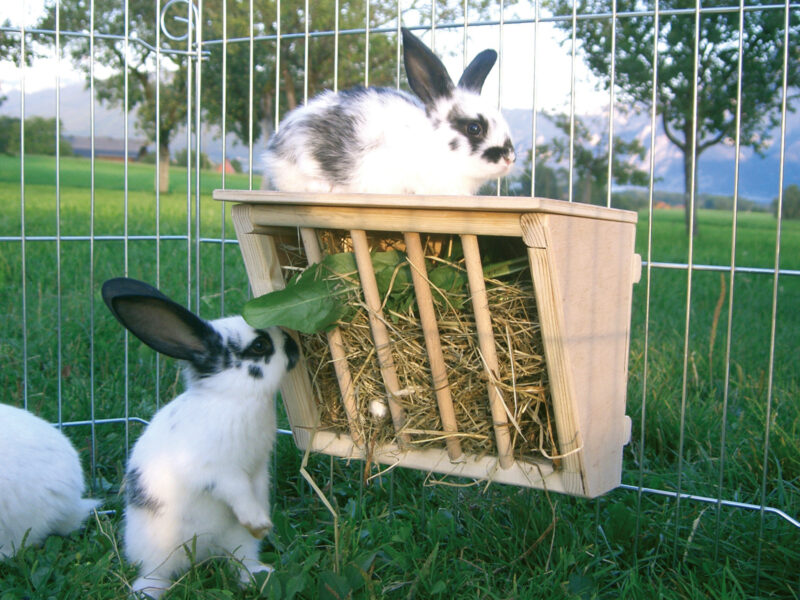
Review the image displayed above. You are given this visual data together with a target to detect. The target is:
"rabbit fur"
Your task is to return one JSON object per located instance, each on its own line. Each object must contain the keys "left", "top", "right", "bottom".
{"left": 102, "top": 278, "right": 299, "bottom": 598}
{"left": 262, "top": 27, "right": 515, "bottom": 195}
{"left": 0, "top": 403, "right": 99, "bottom": 558}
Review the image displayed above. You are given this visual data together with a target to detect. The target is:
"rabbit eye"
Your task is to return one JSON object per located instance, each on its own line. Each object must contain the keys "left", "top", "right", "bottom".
{"left": 249, "top": 337, "right": 272, "bottom": 355}
{"left": 466, "top": 121, "right": 483, "bottom": 137}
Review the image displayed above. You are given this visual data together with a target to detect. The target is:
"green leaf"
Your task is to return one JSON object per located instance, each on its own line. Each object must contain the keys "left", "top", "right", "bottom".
{"left": 317, "top": 569, "right": 352, "bottom": 600}
{"left": 371, "top": 250, "right": 413, "bottom": 298}
{"left": 320, "top": 252, "right": 358, "bottom": 278}
{"left": 243, "top": 277, "right": 351, "bottom": 334}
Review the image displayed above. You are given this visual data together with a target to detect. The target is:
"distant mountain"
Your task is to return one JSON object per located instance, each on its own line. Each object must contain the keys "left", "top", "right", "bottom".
{"left": 502, "top": 108, "right": 800, "bottom": 204}
{"left": 0, "top": 82, "right": 255, "bottom": 166}
{"left": 3, "top": 82, "right": 797, "bottom": 203}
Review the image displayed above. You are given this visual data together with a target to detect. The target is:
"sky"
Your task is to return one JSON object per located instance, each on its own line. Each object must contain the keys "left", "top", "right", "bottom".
{"left": 0, "top": 0, "right": 611, "bottom": 117}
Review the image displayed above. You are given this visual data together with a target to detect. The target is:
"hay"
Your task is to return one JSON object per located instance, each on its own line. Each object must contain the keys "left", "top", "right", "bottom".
{"left": 286, "top": 230, "right": 559, "bottom": 465}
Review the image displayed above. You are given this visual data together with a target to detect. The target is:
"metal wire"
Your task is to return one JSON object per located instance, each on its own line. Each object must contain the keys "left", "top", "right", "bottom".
{"left": 568, "top": 0, "right": 577, "bottom": 202}
{"left": 155, "top": 0, "right": 163, "bottom": 410}
{"left": 88, "top": 0, "right": 97, "bottom": 487}
{"left": 605, "top": 0, "right": 617, "bottom": 209}
{"left": 18, "top": 11, "right": 28, "bottom": 416}
{"left": 755, "top": 0, "right": 793, "bottom": 590}
{"left": 672, "top": 0, "right": 702, "bottom": 562}
{"left": 634, "top": 0, "right": 660, "bottom": 558}
{"left": 714, "top": 0, "right": 745, "bottom": 561}
{"left": 55, "top": 0, "right": 63, "bottom": 430}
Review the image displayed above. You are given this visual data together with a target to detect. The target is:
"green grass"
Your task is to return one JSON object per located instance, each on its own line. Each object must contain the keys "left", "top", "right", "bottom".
{"left": 0, "top": 154, "right": 798, "bottom": 599}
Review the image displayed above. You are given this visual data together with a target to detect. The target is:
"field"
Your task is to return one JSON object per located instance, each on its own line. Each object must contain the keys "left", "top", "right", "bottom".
{"left": 0, "top": 154, "right": 798, "bottom": 599}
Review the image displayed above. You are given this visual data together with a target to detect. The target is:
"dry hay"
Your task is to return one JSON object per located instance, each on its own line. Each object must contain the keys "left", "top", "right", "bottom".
{"left": 283, "top": 230, "right": 559, "bottom": 465}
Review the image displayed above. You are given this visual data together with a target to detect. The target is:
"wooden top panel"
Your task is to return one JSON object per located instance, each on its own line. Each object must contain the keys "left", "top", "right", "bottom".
{"left": 213, "top": 190, "right": 638, "bottom": 225}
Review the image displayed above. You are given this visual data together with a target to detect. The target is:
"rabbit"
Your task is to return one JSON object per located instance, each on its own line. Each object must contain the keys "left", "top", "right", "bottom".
{"left": 0, "top": 403, "right": 99, "bottom": 558}
{"left": 101, "top": 277, "right": 299, "bottom": 599}
{"left": 261, "top": 26, "right": 516, "bottom": 196}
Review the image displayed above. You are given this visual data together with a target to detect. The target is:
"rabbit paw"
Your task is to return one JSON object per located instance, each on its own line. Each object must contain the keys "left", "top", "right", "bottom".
{"left": 241, "top": 515, "right": 272, "bottom": 539}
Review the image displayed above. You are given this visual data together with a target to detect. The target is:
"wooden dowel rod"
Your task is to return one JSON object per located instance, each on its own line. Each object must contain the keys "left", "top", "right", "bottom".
{"left": 461, "top": 234, "right": 514, "bottom": 469}
{"left": 299, "top": 228, "right": 363, "bottom": 447}
{"left": 350, "top": 229, "right": 410, "bottom": 443}
{"left": 403, "top": 232, "right": 463, "bottom": 461}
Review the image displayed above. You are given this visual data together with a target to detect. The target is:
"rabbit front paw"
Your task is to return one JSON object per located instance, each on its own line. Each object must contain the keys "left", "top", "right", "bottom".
{"left": 240, "top": 514, "right": 272, "bottom": 539}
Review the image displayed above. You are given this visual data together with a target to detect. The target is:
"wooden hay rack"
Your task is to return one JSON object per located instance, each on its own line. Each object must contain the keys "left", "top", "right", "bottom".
{"left": 216, "top": 191, "right": 641, "bottom": 498}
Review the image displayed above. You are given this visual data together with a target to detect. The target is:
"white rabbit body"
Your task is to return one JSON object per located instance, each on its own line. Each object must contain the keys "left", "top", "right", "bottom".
{"left": 262, "top": 27, "right": 515, "bottom": 195}
{"left": 102, "top": 278, "right": 299, "bottom": 598}
{"left": 0, "top": 403, "right": 99, "bottom": 558}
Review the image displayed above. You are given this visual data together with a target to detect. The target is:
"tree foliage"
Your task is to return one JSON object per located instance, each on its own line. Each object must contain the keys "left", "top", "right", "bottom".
{"left": 38, "top": 0, "right": 517, "bottom": 188}
{"left": 538, "top": 112, "right": 649, "bottom": 205}
{"left": 514, "top": 113, "right": 649, "bottom": 205}
{"left": 546, "top": 0, "right": 800, "bottom": 231}
{"left": 774, "top": 184, "right": 800, "bottom": 219}
{"left": 0, "top": 19, "right": 41, "bottom": 106}
{"left": 0, "top": 116, "right": 73, "bottom": 156}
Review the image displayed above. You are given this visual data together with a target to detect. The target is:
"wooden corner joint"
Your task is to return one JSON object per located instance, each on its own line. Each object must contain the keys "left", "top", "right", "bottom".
{"left": 230, "top": 203, "right": 257, "bottom": 235}
{"left": 520, "top": 213, "right": 548, "bottom": 249}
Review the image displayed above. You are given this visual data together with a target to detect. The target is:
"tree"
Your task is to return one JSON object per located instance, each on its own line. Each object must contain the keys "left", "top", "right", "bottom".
{"left": 514, "top": 150, "right": 566, "bottom": 199}
{"left": 200, "top": 1, "right": 520, "bottom": 151}
{"left": 0, "top": 116, "right": 74, "bottom": 156}
{"left": 513, "top": 113, "right": 649, "bottom": 205}
{"left": 540, "top": 112, "right": 649, "bottom": 205}
{"left": 547, "top": 0, "right": 800, "bottom": 232}
{"left": 40, "top": 0, "right": 517, "bottom": 191}
{"left": 40, "top": 0, "right": 186, "bottom": 192}
{"left": 0, "top": 19, "right": 41, "bottom": 107}
{"left": 773, "top": 184, "right": 800, "bottom": 219}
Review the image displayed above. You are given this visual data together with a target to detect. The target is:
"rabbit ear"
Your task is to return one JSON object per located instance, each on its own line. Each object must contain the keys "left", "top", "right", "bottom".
{"left": 457, "top": 49, "right": 497, "bottom": 93}
{"left": 102, "top": 278, "right": 218, "bottom": 362}
{"left": 401, "top": 27, "right": 455, "bottom": 106}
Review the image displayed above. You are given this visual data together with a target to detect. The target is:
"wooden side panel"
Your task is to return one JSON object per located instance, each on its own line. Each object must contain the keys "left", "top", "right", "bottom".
{"left": 523, "top": 212, "right": 637, "bottom": 496}
{"left": 521, "top": 215, "right": 586, "bottom": 496}
{"left": 231, "top": 204, "right": 320, "bottom": 451}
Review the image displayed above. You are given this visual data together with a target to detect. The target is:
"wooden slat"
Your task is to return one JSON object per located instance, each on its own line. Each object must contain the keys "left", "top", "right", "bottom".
{"left": 299, "top": 227, "right": 363, "bottom": 447}
{"left": 231, "top": 205, "right": 320, "bottom": 451}
{"left": 306, "top": 430, "right": 566, "bottom": 493}
{"left": 403, "top": 232, "right": 462, "bottom": 461}
{"left": 461, "top": 234, "right": 514, "bottom": 470}
{"left": 350, "top": 229, "right": 410, "bottom": 444}
{"left": 246, "top": 204, "right": 523, "bottom": 237}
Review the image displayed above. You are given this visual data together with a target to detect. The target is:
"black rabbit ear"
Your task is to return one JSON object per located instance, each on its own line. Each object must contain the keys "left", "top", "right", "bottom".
{"left": 457, "top": 49, "right": 497, "bottom": 93}
{"left": 102, "top": 278, "right": 217, "bottom": 362}
{"left": 401, "top": 27, "right": 455, "bottom": 106}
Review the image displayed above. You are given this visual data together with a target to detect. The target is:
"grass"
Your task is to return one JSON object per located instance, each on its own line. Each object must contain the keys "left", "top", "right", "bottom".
{"left": 0, "top": 154, "right": 798, "bottom": 599}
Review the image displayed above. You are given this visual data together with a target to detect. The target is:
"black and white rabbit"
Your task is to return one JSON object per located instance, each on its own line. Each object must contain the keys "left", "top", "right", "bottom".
{"left": 262, "top": 27, "right": 515, "bottom": 195}
{"left": 102, "top": 278, "right": 299, "bottom": 598}
{"left": 0, "top": 403, "right": 99, "bottom": 558}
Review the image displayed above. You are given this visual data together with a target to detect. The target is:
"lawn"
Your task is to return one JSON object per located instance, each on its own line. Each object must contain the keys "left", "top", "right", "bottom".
{"left": 0, "top": 154, "right": 798, "bottom": 599}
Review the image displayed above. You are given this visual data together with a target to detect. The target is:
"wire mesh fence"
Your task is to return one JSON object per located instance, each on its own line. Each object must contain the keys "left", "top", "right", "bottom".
{"left": 1, "top": 0, "right": 798, "bottom": 596}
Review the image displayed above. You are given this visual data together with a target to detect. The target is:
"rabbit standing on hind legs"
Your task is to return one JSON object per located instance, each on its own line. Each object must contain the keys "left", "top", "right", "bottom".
{"left": 261, "top": 27, "right": 515, "bottom": 195}
{"left": 102, "top": 278, "right": 299, "bottom": 599}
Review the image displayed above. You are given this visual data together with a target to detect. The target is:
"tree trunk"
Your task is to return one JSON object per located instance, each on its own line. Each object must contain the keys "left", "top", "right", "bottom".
{"left": 682, "top": 148, "right": 699, "bottom": 235}
{"left": 282, "top": 65, "right": 298, "bottom": 111}
{"left": 582, "top": 177, "right": 593, "bottom": 205}
{"left": 157, "top": 144, "right": 170, "bottom": 193}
